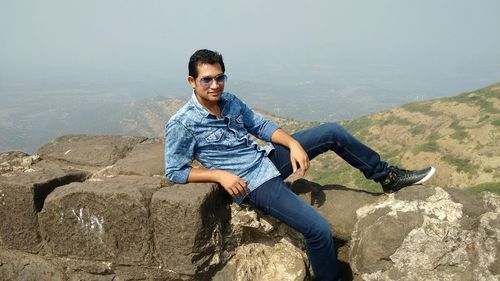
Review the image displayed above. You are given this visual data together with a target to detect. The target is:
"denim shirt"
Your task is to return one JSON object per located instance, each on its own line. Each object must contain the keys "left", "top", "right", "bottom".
{"left": 165, "top": 92, "right": 281, "bottom": 203}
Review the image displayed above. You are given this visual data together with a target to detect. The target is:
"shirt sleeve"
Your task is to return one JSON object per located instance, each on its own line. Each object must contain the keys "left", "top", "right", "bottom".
{"left": 237, "top": 97, "right": 280, "bottom": 142}
{"left": 164, "top": 120, "right": 196, "bottom": 183}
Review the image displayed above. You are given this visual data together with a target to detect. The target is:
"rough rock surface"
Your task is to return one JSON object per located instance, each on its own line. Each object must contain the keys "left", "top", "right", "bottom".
{"left": 1, "top": 134, "right": 499, "bottom": 281}
{"left": 0, "top": 161, "right": 88, "bottom": 252}
{"left": 151, "top": 183, "right": 232, "bottom": 276}
{"left": 39, "top": 176, "right": 162, "bottom": 265}
{"left": 0, "top": 249, "right": 65, "bottom": 281}
{"left": 350, "top": 186, "right": 500, "bottom": 281}
{"left": 213, "top": 240, "right": 307, "bottom": 281}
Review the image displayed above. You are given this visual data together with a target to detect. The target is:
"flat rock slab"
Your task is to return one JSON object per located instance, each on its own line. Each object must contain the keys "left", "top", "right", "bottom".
{"left": 109, "top": 137, "right": 164, "bottom": 177}
{"left": 151, "top": 183, "right": 231, "bottom": 275}
{"left": 39, "top": 176, "right": 162, "bottom": 265}
{"left": 37, "top": 134, "right": 147, "bottom": 168}
{"left": 0, "top": 163, "right": 88, "bottom": 252}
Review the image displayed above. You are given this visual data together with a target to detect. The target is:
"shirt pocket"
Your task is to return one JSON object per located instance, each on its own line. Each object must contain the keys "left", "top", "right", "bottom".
{"left": 235, "top": 114, "right": 244, "bottom": 125}
{"left": 205, "top": 128, "right": 224, "bottom": 143}
{"left": 234, "top": 114, "right": 247, "bottom": 131}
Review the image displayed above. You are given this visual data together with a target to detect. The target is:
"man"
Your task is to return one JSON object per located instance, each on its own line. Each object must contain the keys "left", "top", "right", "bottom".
{"left": 165, "top": 49, "right": 435, "bottom": 281}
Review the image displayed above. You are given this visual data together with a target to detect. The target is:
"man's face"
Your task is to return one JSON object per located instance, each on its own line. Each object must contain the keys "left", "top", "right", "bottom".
{"left": 188, "top": 63, "right": 225, "bottom": 106}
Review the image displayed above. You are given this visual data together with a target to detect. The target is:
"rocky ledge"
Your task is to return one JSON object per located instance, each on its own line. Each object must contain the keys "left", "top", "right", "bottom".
{"left": 0, "top": 134, "right": 498, "bottom": 281}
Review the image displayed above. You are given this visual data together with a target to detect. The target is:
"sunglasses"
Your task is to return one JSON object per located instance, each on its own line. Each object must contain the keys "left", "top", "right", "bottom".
{"left": 199, "top": 74, "right": 227, "bottom": 88}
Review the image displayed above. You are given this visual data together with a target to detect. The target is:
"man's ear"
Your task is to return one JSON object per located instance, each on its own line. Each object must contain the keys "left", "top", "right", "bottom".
{"left": 187, "top": 76, "right": 196, "bottom": 88}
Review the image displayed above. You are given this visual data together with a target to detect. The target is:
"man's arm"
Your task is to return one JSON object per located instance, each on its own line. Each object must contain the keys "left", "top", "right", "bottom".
{"left": 271, "top": 128, "right": 310, "bottom": 176}
{"left": 187, "top": 168, "right": 249, "bottom": 198}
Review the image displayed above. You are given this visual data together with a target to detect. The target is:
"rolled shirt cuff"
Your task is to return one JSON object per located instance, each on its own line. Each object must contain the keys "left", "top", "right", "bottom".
{"left": 261, "top": 121, "right": 280, "bottom": 142}
{"left": 167, "top": 166, "right": 192, "bottom": 184}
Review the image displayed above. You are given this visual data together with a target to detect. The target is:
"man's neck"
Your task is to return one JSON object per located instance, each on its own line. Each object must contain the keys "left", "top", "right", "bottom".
{"left": 195, "top": 94, "right": 221, "bottom": 118}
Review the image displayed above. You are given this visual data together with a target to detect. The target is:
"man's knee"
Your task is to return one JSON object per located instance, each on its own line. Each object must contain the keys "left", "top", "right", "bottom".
{"left": 322, "top": 122, "right": 346, "bottom": 134}
{"left": 316, "top": 122, "right": 349, "bottom": 143}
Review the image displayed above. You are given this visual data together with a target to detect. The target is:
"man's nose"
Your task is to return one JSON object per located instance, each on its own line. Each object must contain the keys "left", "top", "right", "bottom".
{"left": 210, "top": 79, "right": 219, "bottom": 88}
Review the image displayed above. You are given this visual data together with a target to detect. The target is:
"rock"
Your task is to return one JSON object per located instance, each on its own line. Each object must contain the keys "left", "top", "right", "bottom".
{"left": 291, "top": 179, "right": 379, "bottom": 241}
{"left": 0, "top": 162, "right": 88, "bottom": 252}
{"left": 39, "top": 176, "right": 161, "bottom": 265}
{"left": 0, "top": 249, "right": 65, "bottom": 281}
{"left": 212, "top": 239, "right": 307, "bottom": 281}
{"left": 113, "top": 265, "right": 191, "bottom": 281}
{"left": 227, "top": 203, "right": 306, "bottom": 252}
{"left": 151, "top": 183, "right": 232, "bottom": 276}
{"left": 36, "top": 134, "right": 147, "bottom": 169}
{"left": 350, "top": 186, "right": 500, "bottom": 281}
{"left": 2, "top": 134, "right": 499, "bottom": 280}
{"left": 0, "top": 150, "right": 40, "bottom": 176}
{"left": 109, "top": 137, "right": 165, "bottom": 177}
{"left": 0, "top": 151, "right": 30, "bottom": 163}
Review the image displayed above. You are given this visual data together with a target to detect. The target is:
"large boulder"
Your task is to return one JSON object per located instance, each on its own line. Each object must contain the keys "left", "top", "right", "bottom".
{"left": 350, "top": 186, "right": 500, "bottom": 281}
{"left": 151, "top": 183, "right": 232, "bottom": 277}
{"left": 39, "top": 175, "right": 162, "bottom": 265}
{"left": 0, "top": 162, "right": 88, "bottom": 252}
{"left": 36, "top": 134, "right": 147, "bottom": 169}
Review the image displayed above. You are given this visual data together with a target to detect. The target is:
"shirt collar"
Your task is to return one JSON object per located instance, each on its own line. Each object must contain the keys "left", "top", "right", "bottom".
{"left": 190, "top": 91, "right": 229, "bottom": 118}
{"left": 190, "top": 91, "right": 210, "bottom": 118}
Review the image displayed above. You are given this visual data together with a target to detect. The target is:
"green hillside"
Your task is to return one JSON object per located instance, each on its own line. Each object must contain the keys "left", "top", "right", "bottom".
{"left": 303, "top": 83, "right": 500, "bottom": 194}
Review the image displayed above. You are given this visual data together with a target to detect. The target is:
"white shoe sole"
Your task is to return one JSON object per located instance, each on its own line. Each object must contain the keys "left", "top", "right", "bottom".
{"left": 414, "top": 166, "right": 436, "bottom": 185}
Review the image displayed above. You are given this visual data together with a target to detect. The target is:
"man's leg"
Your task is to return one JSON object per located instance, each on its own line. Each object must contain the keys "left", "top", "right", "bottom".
{"left": 243, "top": 177, "right": 341, "bottom": 281}
{"left": 270, "top": 123, "right": 389, "bottom": 181}
{"left": 269, "top": 122, "right": 435, "bottom": 192}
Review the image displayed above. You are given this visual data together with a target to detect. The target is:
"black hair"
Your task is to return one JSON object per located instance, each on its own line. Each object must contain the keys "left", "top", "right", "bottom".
{"left": 188, "top": 49, "right": 225, "bottom": 78}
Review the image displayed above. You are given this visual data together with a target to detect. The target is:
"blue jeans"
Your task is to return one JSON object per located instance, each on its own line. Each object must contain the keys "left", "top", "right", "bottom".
{"left": 242, "top": 123, "right": 389, "bottom": 281}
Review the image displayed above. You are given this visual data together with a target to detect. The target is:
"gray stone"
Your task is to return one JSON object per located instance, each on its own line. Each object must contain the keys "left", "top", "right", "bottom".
{"left": 109, "top": 137, "right": 165, "bottom": 177}
{"left": 350, "top": 187, "right": 500, "bottom": 281}
{"left": 0, "top": 163, "right": 88, "bottom": 252}
{"left": 0, "top": 249, "right": 65, "bottom": 281}
{"left": 0, "top": 151, "right": 31, "bottom": 176}
{"left": 37, "top": 134, "right": 147, "bottom": 168}
{"left": 212, "top": 239, "right": 307, "bottom": 281}
{"left": 151, "top": 183, "right": 231, "bottom": 276}
{"left": 39, "top": 176, "right": 161, "bottom": 265}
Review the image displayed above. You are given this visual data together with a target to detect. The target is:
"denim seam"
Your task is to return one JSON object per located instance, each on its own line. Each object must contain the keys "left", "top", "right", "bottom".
{"left": 343, "top": 145, "right": 375, "bottom": 170}
{"left": 267, "top": 204, "right": 332, "bottom": 248}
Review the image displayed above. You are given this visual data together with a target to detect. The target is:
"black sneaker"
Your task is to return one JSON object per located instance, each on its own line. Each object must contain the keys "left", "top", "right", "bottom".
{"left": 381, "top": 166, "right": 435, "bottom": 193}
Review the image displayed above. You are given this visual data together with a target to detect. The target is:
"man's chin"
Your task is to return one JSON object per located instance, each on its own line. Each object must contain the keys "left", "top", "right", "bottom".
{"left": 208, "top": 92, "right": 222, "bottom": 99}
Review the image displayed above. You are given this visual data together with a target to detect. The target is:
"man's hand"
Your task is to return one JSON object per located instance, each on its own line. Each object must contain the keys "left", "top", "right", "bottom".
{"left": 289, "top": 141, "right": 310, "bottom": 177}
{"left": 271, "top": 128, "right": 310, "bottom": 177}
{"left": 216, "top": 170, "right": 249, "bottom": 198}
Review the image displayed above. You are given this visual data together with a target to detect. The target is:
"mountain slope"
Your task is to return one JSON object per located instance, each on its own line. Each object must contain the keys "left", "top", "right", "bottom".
{"left": 308, "top": 83, "right": 499, "bottom": 192}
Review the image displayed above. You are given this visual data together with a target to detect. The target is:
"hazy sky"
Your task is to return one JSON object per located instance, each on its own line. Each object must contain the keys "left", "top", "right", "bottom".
{"left": 1, "top": 0, "right": 499, "bottom": 98}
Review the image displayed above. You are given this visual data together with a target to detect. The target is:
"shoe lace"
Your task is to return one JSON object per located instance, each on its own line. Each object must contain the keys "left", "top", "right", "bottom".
{"left": 387, "top": 166, "right": 411, "bottom": 181}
